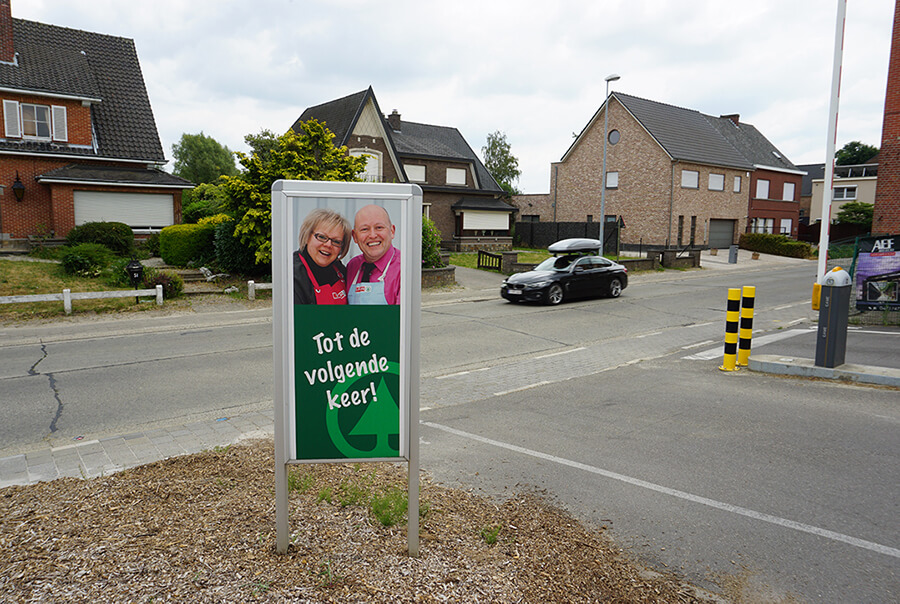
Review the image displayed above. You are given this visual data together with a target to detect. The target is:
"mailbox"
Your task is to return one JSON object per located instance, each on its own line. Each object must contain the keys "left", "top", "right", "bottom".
{"left": 125, "top": 258, "right": 144, "bottom": 287}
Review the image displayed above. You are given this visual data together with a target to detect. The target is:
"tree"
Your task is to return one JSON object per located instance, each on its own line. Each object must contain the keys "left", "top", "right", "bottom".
{"left": 243, "top": 128, "right": 280, "bottom": 165}
{"left": 835, "top": 141, "right": 878, "bottom": 166}
{"left": 482, "top": 130, "right": 521, "bottom": 195}
{"left": 834, "top": 201, "right": 874, "bottom": 229}
{"left": 222, "top": 119, "right": 367, "bottom": 265}
{"left": 172, "top": 132, "right": 238, "bottom": 185}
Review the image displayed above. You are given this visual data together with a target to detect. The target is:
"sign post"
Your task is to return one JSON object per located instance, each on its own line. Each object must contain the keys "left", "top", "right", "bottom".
{"left": 272, "top": 180, "right": 422, "bottom": 556}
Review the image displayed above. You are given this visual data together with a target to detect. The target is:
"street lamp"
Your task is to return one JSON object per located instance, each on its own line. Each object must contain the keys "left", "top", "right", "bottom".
{"left": 599, "top": 73, "right": 620, "bottom": 256}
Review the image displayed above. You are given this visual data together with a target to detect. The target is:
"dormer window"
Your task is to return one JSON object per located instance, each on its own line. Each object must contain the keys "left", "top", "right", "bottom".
{"left": 3, "top": 99, "right": 68, "bottom": 141}
{"left": 22, "top": 104, "right": 51, "bottom": 138}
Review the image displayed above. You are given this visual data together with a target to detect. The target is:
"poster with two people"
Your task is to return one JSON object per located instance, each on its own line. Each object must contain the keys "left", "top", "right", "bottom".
{"left": 272, "top": 181, "right": 422, "bottom": 463}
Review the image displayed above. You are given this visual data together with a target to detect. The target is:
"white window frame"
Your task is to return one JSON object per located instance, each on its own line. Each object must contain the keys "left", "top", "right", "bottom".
{"left": 605, "top": 171, "right": 618, "bottom": 189}
{"left": 405, "top": 164, "right": 425, "bottom": 182}
{"left": 708, "top": 173, "right": 725, "bottom": 191}
{"left": 733, "top": 176, "right": 742, "bottom": 193}
{"left": 783, "top": 182, "right": 795, "bottom": 201}
{"left": 681, "top": 170, "right": 699, "bottom": 189}
{"left": 446, "top": 167, "right": 467, "bottom": 186}
{"left": 756, "top": 179, "right": 770, "bottom": 199}
{"left": 833, "top": 186, "right": 857, "bottom": 200}
{"left": 21, "top": 103, "right": 52, "bottom": 140}
{"left": 3, "top": 100, "right": 68, "bottom": 141}
{"left": 349, "top": 148, "right": 382, "bottom": 183}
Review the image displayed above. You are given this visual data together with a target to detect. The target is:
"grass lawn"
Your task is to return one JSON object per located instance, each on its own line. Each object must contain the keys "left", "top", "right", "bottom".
{"left": 0, "top": 259, "right": 160, "bottom": 321}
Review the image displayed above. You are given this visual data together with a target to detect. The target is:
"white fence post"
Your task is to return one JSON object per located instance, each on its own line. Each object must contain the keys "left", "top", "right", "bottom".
{"left": 155, "top": 284, "right": 163, "bottom": 305}
{"left": 248, "top": 280, "right": 256, "bottom": 301}
{"left": 63, "top": 289, "right": 72, "bottom": 315}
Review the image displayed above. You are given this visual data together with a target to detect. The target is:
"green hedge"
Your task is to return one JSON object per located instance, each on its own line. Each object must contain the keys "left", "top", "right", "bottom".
{"left": 213, "top": 220, "right": 262, "bottom": 275}
{"left": 739, "top": 233, "right": 812, "bottom": 258}
{"left": 159, "top": 223, "right": 216, "bottom": 266}
{"left": 66, "top": 221, "right": 134, "bottom": 256}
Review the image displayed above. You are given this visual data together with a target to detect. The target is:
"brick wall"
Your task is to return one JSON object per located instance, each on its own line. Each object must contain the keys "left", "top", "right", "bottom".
{"left": 873, "top": 0, "right": 900, "bottom": 234}
{"left": 346, "top": 135, "right": 401, "bottom": 183}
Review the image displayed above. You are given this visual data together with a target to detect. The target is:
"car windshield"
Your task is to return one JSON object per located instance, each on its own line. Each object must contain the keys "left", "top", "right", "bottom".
{"left": 535, "top": 255, "right": 580, "bottom": 272}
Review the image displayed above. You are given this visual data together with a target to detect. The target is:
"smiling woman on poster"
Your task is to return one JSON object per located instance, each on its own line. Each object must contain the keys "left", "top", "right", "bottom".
{"left": 346, "top": 204, "right": 401, "bottom": 305}
{"left": 293, "top": 208, "right": 352, "bottom": 305}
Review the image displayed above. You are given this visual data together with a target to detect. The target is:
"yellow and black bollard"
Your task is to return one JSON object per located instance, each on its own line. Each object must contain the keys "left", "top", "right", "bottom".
{"left": 719, "top": 288, "right": 741, "bottom": 371}
{"left": 737, "top": 285, "right": 756, "bottom": 366}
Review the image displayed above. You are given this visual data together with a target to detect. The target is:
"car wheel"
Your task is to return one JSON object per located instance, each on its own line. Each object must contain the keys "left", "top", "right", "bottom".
{"left": 546, "top": 284, "right": 564, "bottom": 305}
{"left": 607, "top": 278, "right": 622, "bottom": 298}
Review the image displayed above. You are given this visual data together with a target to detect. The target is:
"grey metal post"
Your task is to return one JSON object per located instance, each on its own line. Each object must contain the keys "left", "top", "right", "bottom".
{"left": 599, "top": 73, "right": 620, "bottom": 255}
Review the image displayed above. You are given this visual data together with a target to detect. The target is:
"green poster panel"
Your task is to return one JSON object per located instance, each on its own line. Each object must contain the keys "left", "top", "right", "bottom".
{"left": 294, "top": 305, "right": 401, "bottom": 460}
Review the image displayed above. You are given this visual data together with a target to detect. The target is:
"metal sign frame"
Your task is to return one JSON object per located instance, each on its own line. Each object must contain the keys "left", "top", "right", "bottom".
{"left": 272, "top": 180, "right": 422, "bottom": 556}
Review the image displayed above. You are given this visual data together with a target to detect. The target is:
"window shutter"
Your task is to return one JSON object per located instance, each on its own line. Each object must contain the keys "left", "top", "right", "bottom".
{"left": 52, "top": 105, "right": 68, "bottom": 141}
{"left": 3, "top": 99, "right": 20, "bottom": 138}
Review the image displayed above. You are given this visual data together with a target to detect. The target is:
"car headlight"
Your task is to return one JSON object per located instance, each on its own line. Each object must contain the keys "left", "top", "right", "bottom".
{"left": 528, "top": 280, "right": 552, "bottom": 289}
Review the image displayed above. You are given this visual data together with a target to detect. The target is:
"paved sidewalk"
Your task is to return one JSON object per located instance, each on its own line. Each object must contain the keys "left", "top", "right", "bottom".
{"left": 0, "top": 409, "right": 274, "bottom": 488}
{"left": 1, "top": 250, "right": 885, "bottom": 489}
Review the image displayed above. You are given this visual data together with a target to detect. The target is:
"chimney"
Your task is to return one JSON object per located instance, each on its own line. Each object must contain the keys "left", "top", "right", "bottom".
{"left": 721, "top": 114, "right": 740, "bottom": 126}
{"left": 0, "top": 0, "right": 13, "bottom": 64}
{"left": 387, "top": 109, "right": 401, "bottom": 132}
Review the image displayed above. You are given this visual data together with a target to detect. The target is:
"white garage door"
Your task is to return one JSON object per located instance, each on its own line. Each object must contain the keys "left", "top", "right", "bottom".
{"left": 74, "top": 191, "right": 175, "bottom": 229}
{"left": 708, "top": 219, "right": 736, "bottom": 249}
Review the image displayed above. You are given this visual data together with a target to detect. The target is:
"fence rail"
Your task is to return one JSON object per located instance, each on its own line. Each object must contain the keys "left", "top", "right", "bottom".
{"left": 248, "top": 280, "right": 273, "bottom": 300}
{"left": 0, "top": 285, "right": 164, "bottom": 314}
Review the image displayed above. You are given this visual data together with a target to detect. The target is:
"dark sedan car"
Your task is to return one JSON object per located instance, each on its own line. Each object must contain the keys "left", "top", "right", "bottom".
{"left": 500, "top": 239, "right": 628, "bottom": 305}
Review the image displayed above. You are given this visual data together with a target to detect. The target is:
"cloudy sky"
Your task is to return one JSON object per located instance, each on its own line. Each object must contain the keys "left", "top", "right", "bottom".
{"left": 15, "top": 0, "right": 896, "bottom": 193}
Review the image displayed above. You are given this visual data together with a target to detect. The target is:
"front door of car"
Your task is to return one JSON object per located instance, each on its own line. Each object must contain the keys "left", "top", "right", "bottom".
{"left": 589, "top": 257, "right": 615, "bottom": 295}
{"left": 568, "top": 257, "right": 597, "bottom": 297}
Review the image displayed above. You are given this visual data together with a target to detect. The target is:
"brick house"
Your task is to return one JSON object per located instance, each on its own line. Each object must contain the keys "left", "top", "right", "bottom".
{"left": 0, "top": 0, "right": 191, "bottom": 246}
{"left": 513, "top": 92, "right": 801, "bottom": 249}
{"left": 292, "top": 87, "right": 512, "bottom": 250}
{"left": 873, "top": 0, "right": 900, "bottom": 235}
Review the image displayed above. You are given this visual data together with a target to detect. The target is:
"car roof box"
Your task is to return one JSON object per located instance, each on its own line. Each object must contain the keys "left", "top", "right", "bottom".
{"left": 547, "top": 238, "right": 602, "bottom": 254}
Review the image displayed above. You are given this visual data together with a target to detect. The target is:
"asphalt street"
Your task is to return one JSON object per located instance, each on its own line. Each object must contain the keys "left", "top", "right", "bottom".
{"left": 0, "top": 251, "right": 897, "bottom": 602}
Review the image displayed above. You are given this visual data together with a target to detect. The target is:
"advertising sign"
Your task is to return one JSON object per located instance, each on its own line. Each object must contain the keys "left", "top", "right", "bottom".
{"left": 854, "top": 235, "right": 900, "bottom": 311}
{"left": 272, "top": 180, "right": 421, "bottom": 463}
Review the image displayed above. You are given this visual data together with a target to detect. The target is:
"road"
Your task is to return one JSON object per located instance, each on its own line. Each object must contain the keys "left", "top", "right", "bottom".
{"left": 1, "top": 263, "right": 898, "bottom": 602}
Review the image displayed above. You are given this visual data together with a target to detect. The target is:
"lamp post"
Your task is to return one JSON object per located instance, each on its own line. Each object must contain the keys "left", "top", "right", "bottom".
{"left": 599, "top": 73, "right": 620, "bottom": 256}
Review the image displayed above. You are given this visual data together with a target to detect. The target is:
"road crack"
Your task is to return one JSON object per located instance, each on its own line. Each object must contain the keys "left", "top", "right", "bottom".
{"left": 27, "top": 342, "right": 65, "bottom": 435}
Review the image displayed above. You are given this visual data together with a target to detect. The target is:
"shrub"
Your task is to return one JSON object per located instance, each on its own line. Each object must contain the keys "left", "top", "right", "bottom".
{"left": 60, "top": 243, "right": 114, "bottom": 277}
{"left": 66, "top": 221, "right": 134, "bottom": 256}
{"left": 214, "top": 220, "right": 264, "bottom": 276}
{"left": 197, "top": 213, "right": 232, "bottom": 226}
{"left": 140, "top": 232, "right": 161, "bottom": 257}
{"left": 104, "top": 257, "right": 133, "bottom": 288}
{"left": 182, "top": 183, "right": 229, "bottom": 223}
{"left": 159, "top": 223, "right": 216, "bottom": 267}
{"left": 422, "top": 216, "right": 443, "bottom": 268}
{"left": 142, "top": 267, "right": 184, "bottom": 298}
{"left": 739, "top": 233, "right": 812, "bottom": 258}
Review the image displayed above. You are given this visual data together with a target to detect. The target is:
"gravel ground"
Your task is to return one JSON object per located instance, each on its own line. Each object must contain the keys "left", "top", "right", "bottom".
{"left": 1, "top": 439, "right": 724, "bottom": 603}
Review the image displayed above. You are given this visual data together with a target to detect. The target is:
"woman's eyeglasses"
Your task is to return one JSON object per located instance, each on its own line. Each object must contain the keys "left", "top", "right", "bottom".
{"left": 313, "top": 232, "right": 343, "bottom": 248}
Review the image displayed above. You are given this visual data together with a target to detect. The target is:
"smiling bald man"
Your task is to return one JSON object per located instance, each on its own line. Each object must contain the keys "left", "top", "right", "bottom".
{"left": 346, "top": 204, "right": 401, "bottom": 305}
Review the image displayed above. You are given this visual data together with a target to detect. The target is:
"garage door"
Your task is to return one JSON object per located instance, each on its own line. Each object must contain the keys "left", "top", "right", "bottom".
{"left": 74, "top": 191, "right": 175, "bottom": 229}
{"left": 708, "top": 219, "right": 736, "bottom": 249}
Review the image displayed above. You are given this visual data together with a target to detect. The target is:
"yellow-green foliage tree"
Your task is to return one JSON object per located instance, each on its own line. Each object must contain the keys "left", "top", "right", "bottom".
{"left": 223, "top": 120, "right": 367, "bottom": 265}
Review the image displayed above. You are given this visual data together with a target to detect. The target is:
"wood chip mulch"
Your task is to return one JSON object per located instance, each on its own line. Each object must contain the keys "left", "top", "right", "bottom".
{"left": 1, "top": 439, "right": 722, "bottom": 603}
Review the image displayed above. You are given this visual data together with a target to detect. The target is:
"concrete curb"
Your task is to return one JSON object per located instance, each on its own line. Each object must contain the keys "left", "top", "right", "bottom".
{"left": 749, "top": 354, "right": 900, "bottom": 387}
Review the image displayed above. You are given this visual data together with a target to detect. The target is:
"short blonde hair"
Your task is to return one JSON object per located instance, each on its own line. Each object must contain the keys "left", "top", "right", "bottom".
{"left": 298, "top": 208, "right": 352, "bottom": 259}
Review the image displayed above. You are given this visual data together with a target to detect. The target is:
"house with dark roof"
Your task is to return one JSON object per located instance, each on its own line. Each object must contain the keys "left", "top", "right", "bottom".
{"left": 292, "top": 87, "right": 512, "bottom": 250}
{"left": 513, "top": 92, "right": 803, "bottom": 249}
{"left": 0, "top": 0, "right": 191, "bottom": 245}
